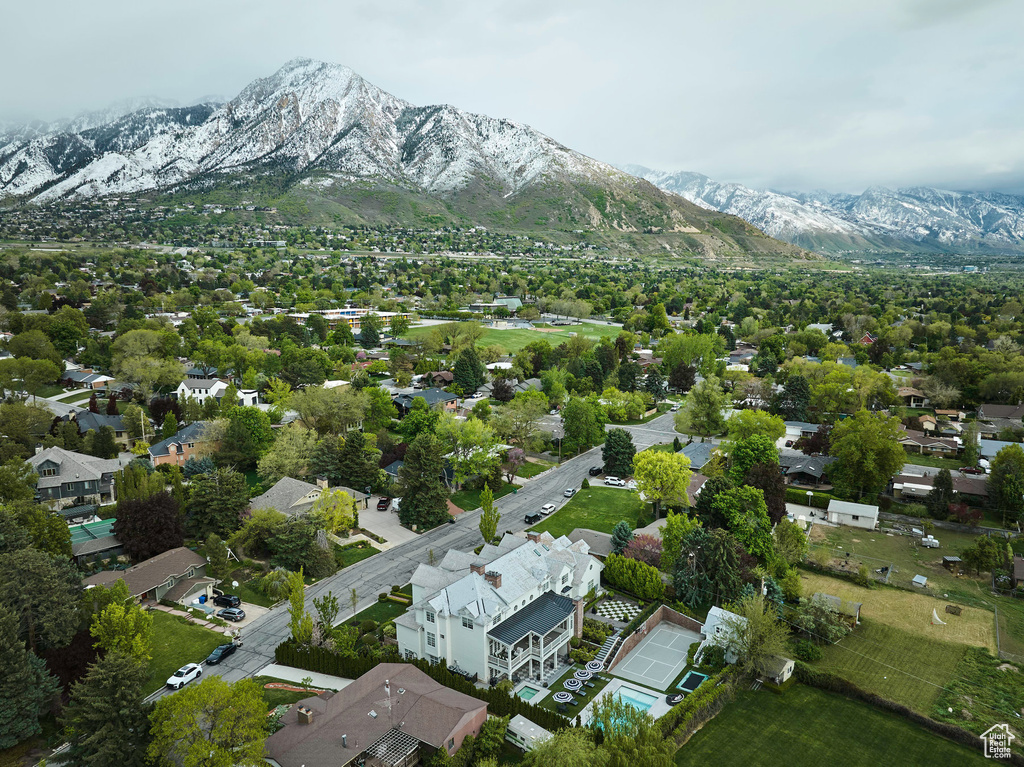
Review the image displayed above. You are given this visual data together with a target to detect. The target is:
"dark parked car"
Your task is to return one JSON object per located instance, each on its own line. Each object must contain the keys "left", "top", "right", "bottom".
{"left": 525, "top": 512, "right": 542, "bottom": 524}
{"left": 217, "top": 607, "right": 246, "bottom": 622}
{"left": 213, "top": 594, "right": 241, "bottom": 608}
{"left": 959, "top": 467, "right": 985, "bottom": 475}
{"left": 589, "top": 466, "right": 603, "bottom": 477}
{"left": 377, "top": 497, "right": 392, "bottom": 511}
{"left": 205, "top": 643, "right": 237, "bottom": 665}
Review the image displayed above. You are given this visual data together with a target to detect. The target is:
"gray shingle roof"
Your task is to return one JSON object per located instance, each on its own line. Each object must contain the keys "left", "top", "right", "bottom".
{"left": 148, "top": 421, "right": 212, "bottom": 458}
{"left": 487, "top": 591, "right": 574, "bottom": 645}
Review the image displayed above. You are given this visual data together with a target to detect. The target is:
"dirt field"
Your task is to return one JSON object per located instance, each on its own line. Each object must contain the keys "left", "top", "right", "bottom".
{"left": 798, "top": 571, "right": 997, "bottom": 652}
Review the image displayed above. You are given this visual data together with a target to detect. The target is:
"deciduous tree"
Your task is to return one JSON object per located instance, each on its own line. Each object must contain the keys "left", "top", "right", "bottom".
{"left": 479, "top": 484, "right": 500, "bottom": 544}
{"left": 632, "top": 449, "right": 692, "bottom": 517}
{"left": 89, "top": 600, "right": 153, "bottom": 662}
{"left": 828, "top": 410, "right": 905, "bottom": 499}
{"left": 113, "top": 492, "right": 184, "bottom": 561}
{"left": 676, "top": 376, "right": 727, "bottom": 439}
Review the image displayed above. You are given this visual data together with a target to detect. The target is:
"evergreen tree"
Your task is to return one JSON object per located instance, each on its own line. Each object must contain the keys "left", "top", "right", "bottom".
{"left": 360, "top": 314, "right": 380, "bottom": 348}
{"left": 0, "top": 606, "right": 59, "bottom": 749}
{"left": 187, "top": 468, "right": 249, "bottom": 538}
{"left": 62, "top": 651, "right": 149, "bottom": 767}
{"left": 926, "top": 469, "right": 955, "bottom": 519}
{"left": 453, "top": 348, "right": 485, "bottom": 394}
{"left": 610, "top": 520, "right": 634, "bottom": 555}
{"left": 92, "top": 425, "right": 119, "bottom": 459}
{"left": 161, "top": 412, "right": 179, "bottom": 440}
{"left": 644, "top": 367, "right": 667, "bottom": 399}
{"left": 397, "top": 433, "right": 450, "bottom": 529}
{"left": 336, "top": 430, "right": 380, "bottom": 493}
{"left": 773, "top": 374, "right": 811, "bottom": 421}
{"left": 105, "top": 394, "right": 119, "bottom": 415}
{"left": 602, "top": 428, "right": 636, "bottom": 477}
{"left": 0, "top": 548, "right": 81, "bottom": 651}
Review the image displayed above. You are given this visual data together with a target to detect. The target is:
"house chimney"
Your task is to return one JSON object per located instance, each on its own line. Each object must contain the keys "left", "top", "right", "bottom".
{"left": 526, "top": 531, "right": 540, "bottom": 543}
{"left": 297, "top": 706, "right": 314, "bottom": 725}
{"left": 470, "top": 563, "right": 485, "bottom": 576}
{"left": 484, "top": 571, "right": 502, "bottom": 589}
{"left": 316, "top": 475, "right": 329, "bottom": 490}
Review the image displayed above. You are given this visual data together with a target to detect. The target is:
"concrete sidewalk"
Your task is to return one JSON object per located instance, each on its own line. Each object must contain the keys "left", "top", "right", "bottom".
{"left": 257, "top": 662, "right": 352, "bottom": 691}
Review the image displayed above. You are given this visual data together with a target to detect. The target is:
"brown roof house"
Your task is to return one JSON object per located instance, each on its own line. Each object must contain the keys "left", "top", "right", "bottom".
{"left": 264, "top": 663, "right": 487, "bottom": 767}
{"left": 82, "top": 546, "right": 213, "bottom": 606}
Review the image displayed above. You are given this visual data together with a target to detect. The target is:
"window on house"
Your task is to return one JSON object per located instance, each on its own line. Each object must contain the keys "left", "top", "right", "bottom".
{"left": 427, "top": 633, "right": 436, "bottom": 648}
{"left": 187, "top": 443, "right": 194, "bottom": 449}
{"left": 462, "top": 617, "right": 474, "bottom": 630}
{"left": 448, "top": 738, "right": 455, "bottom": 750}
{"left": 404, "top": 650, "right": 417, "bottom": 660}
{"left": 561, "top": 573, "right": 569, "bottom": 584}
{"left": 426, "top": 611, "right": 435, "bottom": 623}
{"left": 852, "top": 515, "right": 859, "bottom": 521}
{"left": 40, "top": 468, "right": 57, "bottom": 477}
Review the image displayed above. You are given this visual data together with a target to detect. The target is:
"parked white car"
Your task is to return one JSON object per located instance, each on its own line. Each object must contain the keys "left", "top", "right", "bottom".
{"left": 604, "top": 477, "right": 626, "bottom": 487}
{"left": 540, "top": 503, "right": 557, "bottom": 515}
{"left": 166, "top": 663, "right": 202, "bottom": 689}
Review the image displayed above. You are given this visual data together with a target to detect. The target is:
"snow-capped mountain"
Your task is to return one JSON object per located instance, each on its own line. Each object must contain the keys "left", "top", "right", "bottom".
{"left": 625, "top": 165, "right": 1024, "bottom": 254}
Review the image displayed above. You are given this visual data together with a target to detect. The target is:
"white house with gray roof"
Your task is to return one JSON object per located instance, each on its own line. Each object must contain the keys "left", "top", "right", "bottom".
{"left": 396, "top": 531, "right": 602, "bottom": 685}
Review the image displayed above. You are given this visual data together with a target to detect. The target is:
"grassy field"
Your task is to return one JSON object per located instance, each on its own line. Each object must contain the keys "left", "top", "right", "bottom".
{"left": 518, "top": 459, "right": 555, "bottom": 478}
{"left": 335, "top": 540, "right": 380, "bottom": 567}
{"left": 228, "top": 576, "right": 277, "bottom": 608}
{"left": 529, "top": 487, "right": 648, "bottom": 538}
{"left": 797, "top": 571, "right": 997, "bottom": 651}
{"left": 405, "top": 322, "right": 620, "bottom": 354}
{"left": 145, "top": 610, "right": 228, "bottom": 695}
{"left": 900, "top": 452, "right": 963, "bottom": 470}
{"left": 675, "top": 685, "right": 989, "bottom": 767}
{"left": 809, "top": 617, "right": 967, "bottom": 711}
{"left": 343, "top": 589, "right": 412, "bottom": 627}
{"left": 933, "top": 648, "right": 1024, "bottom": 754}
{"left": 450, "top": 482, "right": 516, "bottom": 511}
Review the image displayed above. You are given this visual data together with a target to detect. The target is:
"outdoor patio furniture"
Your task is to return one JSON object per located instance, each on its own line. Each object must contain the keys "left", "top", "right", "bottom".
{"left": 584, "top": 681, "right": 596, "bottom": 688}
{"left": 557, "top": 703, "right": 568, "bottom": 713}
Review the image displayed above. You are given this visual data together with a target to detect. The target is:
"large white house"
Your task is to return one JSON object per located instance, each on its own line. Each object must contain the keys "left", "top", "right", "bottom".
{"left": 174, "top": 379, "right": 259, "bottom": 407}
{"left": 396, "top": 531, "right": 603, "bottom": 686}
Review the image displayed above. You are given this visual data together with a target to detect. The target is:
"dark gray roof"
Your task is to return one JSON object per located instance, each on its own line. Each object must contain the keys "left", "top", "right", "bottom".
{"left": 394, "top": 388, "right": 458, "bottom": 409}
{"left": 73, "top": 411, "right": 125, "bottom": 434}
{"left": 487, "top": 591, "right": 574, "bottom": 645}
{"left": 779, "top": 454, "right": 836, "bottom": 478}
{"left": 148, "top": 421, "right": 211, "bottom": 458}
{"left": 383, "top": 459, "right": 404, "bottom": 477}
{"left": 681, "top": 441, "right": 715, "bottom": 469}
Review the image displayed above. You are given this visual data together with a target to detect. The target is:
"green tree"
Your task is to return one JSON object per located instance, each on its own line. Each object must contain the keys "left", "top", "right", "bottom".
{"left": 490, "top": 390, "right": 548, "bottom": 447}
{"left": 257, "top": 424, "right": 318, "bottom": 483}
{"left": 472, "top": 479, "right": 498, "bottom": 541}
{"left": 610, "top": 520, "right": 634, "bottom": 555}
{"left": 161, "top": 411, "right": 179, "bottom": 440}
{"left": 0, "top": 547, "right": 81, "bottom": 650}
{"left": 113, "top": 492, "right": 184, "bottom": 561}
{"left": 360, "top": 314, "right": 381, "bottom": 348}
{"left": 147, "top": 677, "right": 267, "bottom": 767}
{"left": 313, "top": 591, "right": 340, "bottom": 635}
{"left": 561, "top": 397, "right": 605, "bottom": 454}
{"left": 336, "top": 430, "right": 381, "bottom": 493}
{"left": 4, "top": 501, "right": 72, "bottom": 558}
{"left": 959, "top": 535, "right": 1004, "bottom": 576}
{"left": 603, "top": 554, "right": 665, "bottom": 600}
{"left": 121, "top": 403, "right": 148, "bottom": 441}
{"left": 676, "top": 376, "right": 727, "bottom": 439}
{"left": 711, "top": 486, "right": 773, "bottom": 560}
{"left": 0, "top": 459, "right": 37, "bottom": 503}
{"left": 744, "top": 461, "right": 787, "bottom": 526}
{"left": 773, "top": 374, "right": 811, "bottom": 421}
{"left": 602, "top": 428, "right": 636, "bottom": 477}
{"left": 187, "top": 468, "right": 249, "bottom": 538}
{"left": 435, "top": 412, "right": 498, "bottom": 490}
{"left": 310, "top": 488, "right": 357, "bottom": 535}
{"left": 828, "top": 410, "right": 905, "bottom": 499}
{"left": 91, "top": 425, "right": 119, "bottom": 459}
{"left": 220, "top": 406, "right": 273, "bottom": 470}
{"left": 926, "top": 468, "right": 955, "bottom": 519}
{"left": 632, "top": 449, "right": 692, "bottom": 517}
{"left": 961, "top": 421, "right": 980, "bottom": 467}
{"left": 474, "top": 714, "right": 510, "bottom": 762}
{"left": 397, "top": 432, "right": 451, "bottom": 529}
{"left": 287, "top": 568, "right": 313, "bottom": 645}
{"left": 62, "top": 651, "right": 149, "bottom": 767}
{"left": 723, "top": 593, "right": 791, "bottom": 677}
{"left": 363, "top": 385, "right": 399, "bottom": 432}
{"left": 90, "top": 600, "right": 154, "bottom": 662}
{"left": 727, "top": 409, "right": 786, "bottom": 442}
{"left": 205, "top": 533, "right": 230, "bottom": 580}
{"left": 659, "top": 511, "right": 701, "bottom": 574}
{"left": 773, "top": 518, "right": 809, "bottom": 566}
{"left": 989, "top": 443, "right": 1024, "bottom": 527}
{"left": 728, "top": 434, "right": 779, "bottom": 482}
{"left": 520, "top": 726, "right": 607, "bottom": 767}
{"left": 453, "top": 347, "right": 486, "bottom": 394}
{"left": 793, "top": 593, "right": 851, "bottom": 644}
{"left": 0, "top": 605, "right": 59, "bottom": 749}
{"left": 589, "top": 690, "right": 674, "bottom": 767}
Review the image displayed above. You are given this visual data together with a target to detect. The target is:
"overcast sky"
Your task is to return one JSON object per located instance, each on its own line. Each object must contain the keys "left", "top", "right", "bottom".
{"left": 4, "top": 0, "right": 1023, "bottom": 193}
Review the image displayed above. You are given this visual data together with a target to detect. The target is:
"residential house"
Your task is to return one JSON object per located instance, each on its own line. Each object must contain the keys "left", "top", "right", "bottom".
{"left": 61, "top": 368, "right": 115, "bottom": 390}
{"left": 28, "top": 446, "right": 132, "bottom": 508}
{"left": 148, "top": 421, "right": 217, "bottom": 467}
{"left": 899, "top": 429, "right": 959, "bottom": 456}
{"left": 696, "top": 605, "right": 746, "bottom": 664}
{"left": 393, "top": 388, "right": 459, "bottom": 416}
{"left": 82, "top": 546, "right": 212, "bottom": 605}
{"left": 977, "top": 403, "right": 1024, "bottom": 422}
{"left": 264, "top": 663, "right": 487, "bottom": 767}
{"left": 825, "top": 499, "right": 879, "bottom": 530}
{"left": 935, "top": 409, "right": 966, "bottom": 422}
{"left": 566, "top": 528, "right": 613, "bottom": 559}
{"left": 62, "top": 411, "right": 131, "bottom": 447}
{"left": 681, "top": 442, "right": 717, "bottom": 472}
{"left": 979, "top": 439, "right": 1020, "bottom": 461}
{"left": 424, "top": 371, "right": 455, "bottom": 388}
{"left": 891, "top": 473, "right": 988, "bottom": 502}
{"left": 396, "top": 531, "right": 603, "bottom": 685}
{"left": 778, "top": 454, "right": 836, "bottom": 488}
{"left": 175, "top": 378, "right": 227, "bottom": 406}
{"left": 897, "top": 387, "right": 928, "bottom": 408}
{"left": 250, "top": 476, "right": 370, "bottom": 516}
{"left": 782, "top": 421, "right": 821, "bottom": 443}
{"left": 859, "top": 332, "right": 878, "bottom": 345}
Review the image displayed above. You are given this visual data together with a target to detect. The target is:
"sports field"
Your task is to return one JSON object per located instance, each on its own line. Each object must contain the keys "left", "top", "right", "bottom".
{"left": 675, "top": 685, "right": 989, "bottom": 767}
{"left": 405, "top": 322, "right": 620, "bottom": 353}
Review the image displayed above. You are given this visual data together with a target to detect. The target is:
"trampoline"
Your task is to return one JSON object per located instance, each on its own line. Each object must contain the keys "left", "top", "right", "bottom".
{"left": 677, "top": 670, "right": 709, "bottom": 693}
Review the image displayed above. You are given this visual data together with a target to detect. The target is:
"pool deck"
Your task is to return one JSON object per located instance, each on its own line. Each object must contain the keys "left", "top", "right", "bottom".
{"left": 577, "top": 678, "right": 671, "bottom": 725}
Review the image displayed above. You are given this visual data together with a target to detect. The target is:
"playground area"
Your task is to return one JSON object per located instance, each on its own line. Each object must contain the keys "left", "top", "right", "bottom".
{"left": 610, "top": 621, "right": 702, "bottom": 691}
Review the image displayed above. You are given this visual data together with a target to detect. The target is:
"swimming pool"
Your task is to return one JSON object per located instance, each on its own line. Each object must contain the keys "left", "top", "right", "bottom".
{"left": 616, "top": 686, "right": 659, "bottom": 712}
{"left": 517, "top": 686, "right": 541, "bottom": 701}
{"left": 678, "top": 670, "right": 709, "bottom": 693}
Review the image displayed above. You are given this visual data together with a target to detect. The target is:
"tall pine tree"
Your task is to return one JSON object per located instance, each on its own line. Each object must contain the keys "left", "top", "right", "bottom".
{"left": 397, "top": 433, "right": 450, "bottom": 529}
{"left": 0, "top": 605, "right": 59, "bottom": 749}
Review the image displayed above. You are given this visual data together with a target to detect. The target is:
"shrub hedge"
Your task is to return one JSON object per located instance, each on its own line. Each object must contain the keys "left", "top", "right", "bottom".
{"left": 658, "top": 667, "right": 737, "bottom": 743}
{"left": 785, "top": 488, "right": 834, "bottom": 509}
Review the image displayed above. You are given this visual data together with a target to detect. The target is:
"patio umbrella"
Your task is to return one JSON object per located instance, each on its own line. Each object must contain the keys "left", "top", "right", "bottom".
{"left": 552, "top": 691, "right": 573, "bottom": 703}
{"left": 563, "top": 678, "right": 582, "bottom": 690}
{"left": 574, "top": 669, "right": 592, "bottom": 681}
{"left": 586, "top": 660, "right": 603, "bottom": 673}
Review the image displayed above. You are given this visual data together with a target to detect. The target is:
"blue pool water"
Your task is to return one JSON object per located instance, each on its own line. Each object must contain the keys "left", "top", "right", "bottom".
{"left": 517, "top": 686, "right": 540, "bottom": 700}
{"left": 616, "top": 686, "right": 659, "bottom": 712}
{"left": 678, "top": 670, "right": 709, "bottom": 692}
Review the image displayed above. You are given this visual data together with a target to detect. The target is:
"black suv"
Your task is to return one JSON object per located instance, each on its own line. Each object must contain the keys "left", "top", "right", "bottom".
{"left": 524, "top": 512, "right": 542, "bottom": 524}
{"left": 205, "top": 643, "right": 237, "bottom": 665}
{"left": 589, "top": 466, "right": 603, "bottom": 477}
{"left": 213, "top": 594, "right": 241, "bottom": 608}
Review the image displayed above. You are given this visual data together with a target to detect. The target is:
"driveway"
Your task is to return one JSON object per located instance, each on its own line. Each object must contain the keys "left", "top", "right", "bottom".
{"left": 360, "top": 498, "right": 418, "bottom": 549}
{"left": 223, "top": 603, "right": 269, "bottom": 630}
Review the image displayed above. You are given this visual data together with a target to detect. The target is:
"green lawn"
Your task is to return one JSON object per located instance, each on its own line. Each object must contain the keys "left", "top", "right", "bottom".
{"left": 809, "top": 618, "right": 966, "bottom": 712}
{"left": 36, "top": 384, "right": 67, "bottom": 399}
{"left": 533, "top": 667, "right": 613, "bottom": 716}
{"left": 405, "top": 323, "right": 620, "bottom": 354}
{"left": 56, "top": 389, "right": 94, "bottom": 403}
{"left": 145, "top": 610, "right": 229, "bottom": 695}
{"left": 450, "top": 482, "right": 516, "bottom": 511}
{"left": 675, "top": 685, "right": 989, "bottom": 767}
{"left": 335, "top": 541, "right": 380, "bottom": 567}
{"left": 343, "top": 588, "right": 412, "bottom": 627}
{"left": 901, "top": 452, "right": 962, "bottom": 470}
{"left": 252, "top": 675, "right": 331, "bottom": 711}
{"left": 226, "top": 577, "right": 277, "bottom": 608}
{"left": 529, "top": 487, "right": 648, "bottom": 538}
{"left": 517, "top": 459, "right": 554, "bottom": 479}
